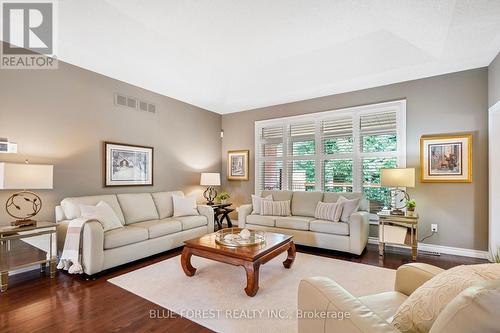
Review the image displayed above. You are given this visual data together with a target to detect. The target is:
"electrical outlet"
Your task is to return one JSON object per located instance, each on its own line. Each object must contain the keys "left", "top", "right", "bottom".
{"left": 431, "top": 224, "right": 438, "bottom": 233}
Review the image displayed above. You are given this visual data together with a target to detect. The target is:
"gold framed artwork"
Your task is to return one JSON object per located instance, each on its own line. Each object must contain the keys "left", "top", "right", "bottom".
{"left": 420, "top": 134, "right": 472, "bottom": 183}
{"left": 227, "top": 150, "right": 249, "bottom": 181}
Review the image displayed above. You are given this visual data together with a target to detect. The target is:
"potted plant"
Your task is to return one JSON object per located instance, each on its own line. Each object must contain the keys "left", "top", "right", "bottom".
{"left": 406, "top": 199, "right": 416, "bottom": 216}
{"left": 217, "top": 192, "right": 231, "bottom": 205}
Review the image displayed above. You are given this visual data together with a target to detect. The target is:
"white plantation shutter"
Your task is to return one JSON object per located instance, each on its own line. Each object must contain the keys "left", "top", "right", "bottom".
{"left": 257, "top": 125, "right": 285, "bottom": 191}
{"left": 255, "top": 100, "right": 406, "bottom": 215}
{"left": 359, "top": 111, "right": 399, "bottom": 212}
{"left": 321, "top": 117, "right": 353, "bottom": 154}
{"left": 288, "top": 122, "right": 316, "bottom": 191}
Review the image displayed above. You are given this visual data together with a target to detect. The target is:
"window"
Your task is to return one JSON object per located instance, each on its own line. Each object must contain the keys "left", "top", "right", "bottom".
{"left": 255, "top": 100, "right": 406, "bottom": 214}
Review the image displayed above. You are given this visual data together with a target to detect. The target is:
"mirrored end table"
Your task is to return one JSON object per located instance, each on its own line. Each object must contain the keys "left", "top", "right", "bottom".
{"left": 0, "top": 221, "right": 58, "bottom": 292}
{"left": 378, "top": 212, "right": 419, "bottom": 261}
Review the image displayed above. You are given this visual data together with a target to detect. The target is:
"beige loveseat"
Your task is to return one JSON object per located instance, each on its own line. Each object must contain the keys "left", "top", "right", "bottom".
{"left": 55, "top": 191, "right": 214, "bottom": 275}
{"left": 298, "top": 263, "right": 500, "bottom": 333}
{"left": 238, "top": 191, "right": 369, "bottom": 255}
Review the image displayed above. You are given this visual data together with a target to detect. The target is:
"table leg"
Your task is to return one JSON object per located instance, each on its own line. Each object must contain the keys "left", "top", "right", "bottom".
{"left": 223, "top": 213, "right": 233, "bottom": 228}
{"left": 412, "top": 225, "right": 418, "bottom": 261}
{"left": 0, "top": 271, "right": 7, "bottom": 292}
{"left": 40, "top": 262, "right": 46, "bottom": 273}
{"left": 49, "top": 258, "right": 57, "bottom": 278}
{"left": 243, "top": 261, "right": 260, "bottom": 297}
{"left": 181, "top": 247, "right": 196, "bottom": 276}
{"left": 379, "top": 242, "right": 384, "bottom": 256}
{"left": 283, "top": 242, "right": 296, "bottom": 268}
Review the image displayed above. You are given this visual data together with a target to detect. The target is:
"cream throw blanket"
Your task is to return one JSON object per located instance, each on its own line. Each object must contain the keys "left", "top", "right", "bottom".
{"left": 57, "top": 217, "right": 93, "bottom": 274}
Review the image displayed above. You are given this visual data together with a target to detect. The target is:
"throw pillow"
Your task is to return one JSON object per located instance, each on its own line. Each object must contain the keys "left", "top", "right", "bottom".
{"left": 80, "top": 201, "right": 123, "bottom": 232}
{"left": 251, "top": 194, "right": 273, "bottom": 215}
{"left": 429, "top": 278, "right": 500, "bottom": 333}
{"left": 314, "top": 202, "right": 342, "bottom": 222}
{"left": 260, "top": 200, "right": 291, "bottom": 216}
{"left": 337, "top": 196, "right": 360, "bottom": 222}
{"left": 172, "top": 194, "right": 199, "bottom": 217}
{"left": 392, "top": 263, "right": 500, "bottom": 333}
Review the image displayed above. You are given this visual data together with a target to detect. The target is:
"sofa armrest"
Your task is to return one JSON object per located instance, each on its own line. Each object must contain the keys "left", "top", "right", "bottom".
{"left": 299, "top": 277, "right": 399, "bottom": 333}
{"left": 348, "top": 211, "right": 369, "bottom": 255}
{"left": 237, "top": 204, "right": 253, "bottom": 228}
{"left": 81, "top": 221, "right": 105, "bottom": 275}
{"left": 58, "top": 219, "right": 105, "bottom": 275}
{"left": 197, "top": 205, "right": 215, "bottom": 233}
{"left": 394, "top": 263, "right": 444, "bottom": 296}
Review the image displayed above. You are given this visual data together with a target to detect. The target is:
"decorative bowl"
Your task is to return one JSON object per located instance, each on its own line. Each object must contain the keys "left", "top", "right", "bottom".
{"left": 215, "top": 228, "right": 265, "bottom": 247}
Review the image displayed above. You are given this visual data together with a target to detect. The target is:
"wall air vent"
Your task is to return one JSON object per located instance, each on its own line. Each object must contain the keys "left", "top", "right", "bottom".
{"left": 115, "top": 93, "right": 156, "bottom": 114}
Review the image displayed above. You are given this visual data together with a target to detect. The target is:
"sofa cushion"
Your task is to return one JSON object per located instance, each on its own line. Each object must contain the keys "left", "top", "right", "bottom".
{"left": 323, "top": 192, "right": 369, "bottom": 212}
{"left": 251, "top": 194, "right": 273, "bottom": 215}
{"left": 61, "top": 195, "right": 125, "bottom": 224}
{"left": 132, "top": 219, "right": 182, "bottom": 239}
{"left": 104, "top": 226, "right": 148, "bottom": 249}
{"left": 176, "top": 215, "right": 207, "bottom": 231}
{"left": 152, "top": 191, "right": 184, "bottom": 219}
{"left": 291, "top": 191, "right": 324, "bottom": 217}
{"left": 246, "top": 214, "right": 276, "bottom": 227}
{"left": 117, "top": 193, "right": 159, "bottom": 224}
{"left": 359, "top": 291, "right": 408, "bottom": 322}
{"left": 275, "top": 216, "right": 314, "bottom": 230}
{"left": 261, "top": 190, "right": 293, "bottom": 202}
{"left": 80, "top": 201, "right": 123, "bottom": 232}
{"left": 309, "top": 219, "right": 350, "bottom": 235}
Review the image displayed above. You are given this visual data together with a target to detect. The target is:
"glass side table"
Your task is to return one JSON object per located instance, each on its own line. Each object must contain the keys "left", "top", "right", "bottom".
{"left": 0, "top": 221, "right": 58, "bottom": 292}
{"left": 377, "top": 212, "right": 419, "bottom": 261}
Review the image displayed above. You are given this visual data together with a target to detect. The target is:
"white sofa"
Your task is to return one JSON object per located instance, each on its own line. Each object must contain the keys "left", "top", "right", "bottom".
{"left": 55, "top": 191, "right": 214, "bottom": 275}
{"left": 238, "top": 191, "right": 369, "bottom": 255}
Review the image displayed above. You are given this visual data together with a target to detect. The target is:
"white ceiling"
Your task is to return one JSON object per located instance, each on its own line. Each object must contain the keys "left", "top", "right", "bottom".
{"left": 54, "top": 0, "right": 500, "bottom": 114}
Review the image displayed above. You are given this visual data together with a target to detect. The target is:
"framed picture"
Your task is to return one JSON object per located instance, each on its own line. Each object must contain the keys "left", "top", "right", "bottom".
{"left": 227, "top": 150, "right": 249, "bottom": 181}
{"left": 104, "top": 142, "right": 154, "bottom": 186}
{"left": 420, "top": 134, "right": 472, "bottom": 183}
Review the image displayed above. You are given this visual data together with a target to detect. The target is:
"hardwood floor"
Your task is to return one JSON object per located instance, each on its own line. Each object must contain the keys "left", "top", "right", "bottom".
{"left": 0, "top": 244, "right": 486, "bottom": 333}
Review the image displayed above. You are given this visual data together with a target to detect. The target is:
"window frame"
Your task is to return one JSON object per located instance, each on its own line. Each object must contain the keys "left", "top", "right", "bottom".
{"left": 254, "top": 100, "right": 407, "bottom": 211}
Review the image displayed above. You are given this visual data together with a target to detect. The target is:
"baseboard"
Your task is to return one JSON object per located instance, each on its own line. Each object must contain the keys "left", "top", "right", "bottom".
{"left": 368, "top": 237, "right": 489, "bottom": 259}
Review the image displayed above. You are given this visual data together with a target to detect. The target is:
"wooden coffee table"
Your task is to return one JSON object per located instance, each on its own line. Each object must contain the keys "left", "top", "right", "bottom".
{"left": 181, "top": 228, "right": 295, "bottom": 297}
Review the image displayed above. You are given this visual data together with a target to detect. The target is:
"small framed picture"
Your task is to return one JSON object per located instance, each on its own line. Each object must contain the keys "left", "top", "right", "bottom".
{"left": 104, "top": 142, "right": 154, "bottom": 186}
{"left": 420, "top": 134, "right": 472, "bottom": 183}
{"left": 227, "top": 150, "right": 249, "bottom": 181}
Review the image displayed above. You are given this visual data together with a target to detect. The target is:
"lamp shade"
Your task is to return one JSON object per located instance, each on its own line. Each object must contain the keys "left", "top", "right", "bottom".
{"left": 0, "top": 162, "right": 53, "bottom": 189}
{"left": 380, "top": 168, "right": 415, "bottom": 188}
{"left": 200, "top": 172, "right": 220, "bottom": 186}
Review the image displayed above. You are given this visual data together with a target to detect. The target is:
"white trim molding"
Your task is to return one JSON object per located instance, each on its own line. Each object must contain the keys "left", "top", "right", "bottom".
{"left": 489, "top": 100, "right": 500, "bottom": 258}
{"left": 368, "top": 237, "right": 489, "bottom": 259}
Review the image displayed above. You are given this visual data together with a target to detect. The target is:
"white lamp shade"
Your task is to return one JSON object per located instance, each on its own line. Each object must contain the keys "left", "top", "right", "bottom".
{"left": 200, "top": 172, "right": 221, "bottom": 186}
{"left": 380, "top": 168, "right": 415, "bottom": 188}
{"left": 0, "top": 162, "right": 54, "bottom": 189}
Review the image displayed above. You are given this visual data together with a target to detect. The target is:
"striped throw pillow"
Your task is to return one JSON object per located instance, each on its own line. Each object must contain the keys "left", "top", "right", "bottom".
{"left": 314, "top": 202, "right": 343, "bottom": 222}
{"left": 261, "top": 200, "right": 291, "bottom": 216}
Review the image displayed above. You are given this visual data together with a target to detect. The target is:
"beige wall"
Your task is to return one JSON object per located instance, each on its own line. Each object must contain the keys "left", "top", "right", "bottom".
{"left": 222, "top": 68, "right": 488, "bottom": 251}
{"left": 489, "top": 52, "right": 500, "bottom": 107}
{"left": 0, "top": 61, "right": 222, "bottom": 224}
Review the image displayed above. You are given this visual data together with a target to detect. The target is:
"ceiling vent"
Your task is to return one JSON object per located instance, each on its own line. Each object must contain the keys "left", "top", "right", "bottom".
{"left": 115, "top": 93, "right": 156, "bottom": 114}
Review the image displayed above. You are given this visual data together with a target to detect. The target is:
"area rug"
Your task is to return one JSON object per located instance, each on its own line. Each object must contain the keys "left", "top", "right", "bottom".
{"left": 108, "top": 252, "right": 396, "bottom": 333}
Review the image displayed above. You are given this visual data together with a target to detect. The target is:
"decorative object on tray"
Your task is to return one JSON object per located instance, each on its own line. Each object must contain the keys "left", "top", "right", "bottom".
{"left": 104, "top": 142, "right": 153, "bottom": 187}
{"left": 216, "top": 191, "right": 230, "bottom": 205}
{"left": 381, "top": 168, "right": 415, "bottom": 215}
{"left": 420, "top": 134, "right": 472, "bottom": 183}
{"left": 215, "top": 228, "right": 265, "bottom": 247}
{"left": 227, "top": 150, "right": 249, "bottom": 181}
{"left": 200, "top": 172, "right": 220, "bottom": 205}
{"left": 0, "top": 161, "right": 53, "bottom": 226}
